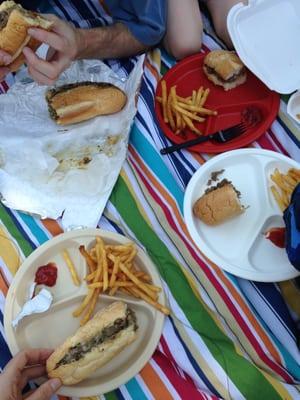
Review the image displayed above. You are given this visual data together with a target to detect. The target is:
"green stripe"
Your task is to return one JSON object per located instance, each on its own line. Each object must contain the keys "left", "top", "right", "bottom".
{"left": 0, "top": 204, "right": 33, "bottom": 257}
{"left": 110, "top": 176, "right": 282, "bottom": 400}
{"left": 104, "top": 391, "right": 119, "bottom": 400}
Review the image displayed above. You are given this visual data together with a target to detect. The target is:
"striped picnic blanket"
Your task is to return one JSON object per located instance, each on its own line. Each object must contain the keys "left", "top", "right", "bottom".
{"left": 0, "top": 2, "right": 300, "bottom": 399}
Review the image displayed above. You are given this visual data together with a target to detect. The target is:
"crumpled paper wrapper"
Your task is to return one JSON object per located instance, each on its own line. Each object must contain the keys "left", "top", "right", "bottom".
{"left": 0, "top": 56, "right": 144, "bottom": 229}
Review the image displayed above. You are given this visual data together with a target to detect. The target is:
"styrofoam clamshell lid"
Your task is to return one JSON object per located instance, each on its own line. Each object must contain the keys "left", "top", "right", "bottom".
{"left": 227, "top": 0, "right": 300, "bottom": 94}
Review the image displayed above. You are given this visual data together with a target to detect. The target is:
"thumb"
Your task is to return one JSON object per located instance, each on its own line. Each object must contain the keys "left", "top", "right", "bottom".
{"left": 27, "top": 378, "right": 61, "bottom": 400}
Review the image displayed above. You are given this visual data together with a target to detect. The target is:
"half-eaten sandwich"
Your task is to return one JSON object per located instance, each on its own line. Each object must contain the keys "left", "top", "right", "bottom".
{"left": 46, "top": 82, "right": 127, "bottom": 125}
{"left": 193, "top": 179, "right": 245, "bottom": 225}
{"left": 46, "top": 301, "right": 138, "bottom": 385}
{"left": 0, "top": 1, "right": 53, "bottom": 72}
{"left": 203, "top": 50, "right": 247, "bottom": 91}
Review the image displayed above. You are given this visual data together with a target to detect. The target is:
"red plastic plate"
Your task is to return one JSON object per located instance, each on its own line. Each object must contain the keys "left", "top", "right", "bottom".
{"left": 155, "top": 52, "right": 280, "bottom": 154}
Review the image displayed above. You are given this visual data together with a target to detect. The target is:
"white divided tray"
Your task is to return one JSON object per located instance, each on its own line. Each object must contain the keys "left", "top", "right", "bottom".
{"left": 4, "top": 229, "right": 166, "bottom": 397}
{"left": 228, "top": 0, "right": 300, "bottom": 94}
{"left": 184, "top": 149, "right": 300, "bottom": 282}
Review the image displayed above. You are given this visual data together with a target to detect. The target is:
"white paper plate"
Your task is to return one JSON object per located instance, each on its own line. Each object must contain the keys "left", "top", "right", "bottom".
{"left": 184, "top": 149, "right": 300, "bottom": 282}
{"left": 4, "top": 229, "right": 166, "bottom": 397}
{"left": 227, "top": 0, "right": 300, "bottom": 94}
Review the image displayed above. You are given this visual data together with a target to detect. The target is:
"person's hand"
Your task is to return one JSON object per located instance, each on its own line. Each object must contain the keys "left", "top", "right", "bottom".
{"left": 22, "top": 14, "right": 84, "bottom": 85}
{"left": 0, "top": 49, "right": 12, "bottom": 81}
{"left": 0, "top": 349, "right": 61, "bottom": 400}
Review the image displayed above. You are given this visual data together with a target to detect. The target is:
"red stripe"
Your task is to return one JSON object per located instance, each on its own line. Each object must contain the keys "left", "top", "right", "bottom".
{"left": 0, "top": 80, "right": 9, "bottom": 93}
{"left": 128, "top": 148, "right": 293, "bottom": 383}
{"left": 266, "top": 130, "right": 290, "bottom": 157}
{"left": 153, "top": 351, "right": 208, "bottom": 400}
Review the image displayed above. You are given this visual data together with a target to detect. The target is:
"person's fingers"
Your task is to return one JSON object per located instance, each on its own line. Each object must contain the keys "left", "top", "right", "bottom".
{"left": 20, "top": 365, "right": 47, "bottom": 389}
{"left": 28, "top": 27, "right": 67, "bottom": 52}
{"left": 4, "top": 349, "right": 53, "bottom": 374}
{"left": 23, "top": 47, "right": 61, "bottom": 80}
{"left": 27, "top": 378, "right": 62, "bottom": 400}
{"left": 27, "top": 63, "right": 57, "bottom": 85}
{"left": 0, "top": 49, "right": 12, "bottom": 65}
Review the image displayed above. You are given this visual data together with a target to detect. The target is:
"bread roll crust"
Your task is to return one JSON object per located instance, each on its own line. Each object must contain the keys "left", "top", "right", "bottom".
{"left": 46, "top": 302, "right": 138, "bottom": 385}
{"left": 193, "top": 182, "right": 244, "bottom": 225}
{"left": 0, "top": 1, "right": 53, "bottom": 70}
{"left": 203, "top": 50, "right": 247, "bottom": 91}
{"left": 46, "top": 82, "right": 127, "bottom": 125}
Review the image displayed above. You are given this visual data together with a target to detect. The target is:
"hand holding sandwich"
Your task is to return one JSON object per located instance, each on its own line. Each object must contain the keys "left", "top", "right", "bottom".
{"left": 23, "top": 14, "right": 82, "bottom": 86}
{"left": 0, "top": 349, "right": 61, "bottom": 400}
{"left": 23, "top": 16, "right": 147, "bottom": 85}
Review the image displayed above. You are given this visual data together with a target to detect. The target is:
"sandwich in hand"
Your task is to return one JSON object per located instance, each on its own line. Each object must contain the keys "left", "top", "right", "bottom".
{"left": 193, "top": 179, "right": 245, "bottom": 225}
{"left": 46, "top": 82, "right": 127, "bottom": 125}
{"left": 46, "top": 301, "right": 138, "bottom": 385}
{"left": 0, "top": 1, "right": 53, "bottom": 72}
{"left": 203, "top": 50, "right": 247, "bottom": 91}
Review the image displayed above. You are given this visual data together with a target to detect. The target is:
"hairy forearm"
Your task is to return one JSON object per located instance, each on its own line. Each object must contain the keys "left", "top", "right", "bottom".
{"left": 76, "top": 22, "right": 148, "bottom": 60}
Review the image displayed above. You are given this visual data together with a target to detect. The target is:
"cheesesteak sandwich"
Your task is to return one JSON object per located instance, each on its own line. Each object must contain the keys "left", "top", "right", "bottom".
{"left": 193, "top": 179, "right": 245, "bottom": 225}
{"left": 46, "top": 82, "right": 127, "bottom": 125}
{"left": 0, "top": 1, "right": 53, "bottom": 72}
{"left": 203, "top": 50, "right": 247, "bottom": 91}
{"left": 46, "top": 301, "right": 138, "bottom": 385}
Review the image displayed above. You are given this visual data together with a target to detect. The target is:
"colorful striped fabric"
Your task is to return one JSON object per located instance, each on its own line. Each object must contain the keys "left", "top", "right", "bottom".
{"left": 0, "top": 2, "right": 300, "bottom": 400}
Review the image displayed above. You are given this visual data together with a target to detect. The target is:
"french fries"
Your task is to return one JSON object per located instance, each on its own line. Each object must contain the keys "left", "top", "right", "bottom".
{"left": 270, "top": 167, "right": 300, "bottom": 211}
{"left": 62, "top": 249, "right": 81, "bottom": 286}
{"left": 156, "top": 81, "right": 217, "bottom": 136}
{"left": 74, "top": 238, "right": 170, "bottom": 325}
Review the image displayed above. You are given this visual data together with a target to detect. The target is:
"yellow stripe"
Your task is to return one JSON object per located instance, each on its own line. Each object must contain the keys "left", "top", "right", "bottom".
{"left": 0, "top": 226, "right": 21, "bottom": 276}
{"left": 278, "top": 109, "right": 300, "bottom": 141}
{"left": 261, "top": 369, "right": 294, "bottom": 399}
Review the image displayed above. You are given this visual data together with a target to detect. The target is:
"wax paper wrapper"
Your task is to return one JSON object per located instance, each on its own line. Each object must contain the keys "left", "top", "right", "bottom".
{"left": 0, "top": 56, "right": 144, "bottom": 230}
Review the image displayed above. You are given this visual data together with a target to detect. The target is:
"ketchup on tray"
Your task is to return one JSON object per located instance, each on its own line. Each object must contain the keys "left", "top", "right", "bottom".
{"left": 35, "top": 263, "right": 58, "bottom": 287}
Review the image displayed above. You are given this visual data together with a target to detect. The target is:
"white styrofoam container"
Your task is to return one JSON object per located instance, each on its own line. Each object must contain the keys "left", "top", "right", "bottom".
{"left": 227, "top": 0, "right": 300, "bottom": 94}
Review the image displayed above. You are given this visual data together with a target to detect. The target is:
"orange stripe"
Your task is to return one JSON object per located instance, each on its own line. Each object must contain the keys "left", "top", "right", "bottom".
{"left": 41, "top": 219, "right": 64, "bottom": 237}
{"left": 140, "top": 362, "right": 174, "bottom": 400}
{"left": 0, "top": 269, "right": 8, "bottom": 296}
{"left": 145, "top": 58, "right": 160, "bottom": 81}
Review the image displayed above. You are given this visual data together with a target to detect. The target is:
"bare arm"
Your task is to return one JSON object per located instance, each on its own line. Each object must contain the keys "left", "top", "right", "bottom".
{"left": 77, "top": 22, "right": 148, "bottom": 60}
{"left": 22, "top": 15, "right": 147, "bottom": 85}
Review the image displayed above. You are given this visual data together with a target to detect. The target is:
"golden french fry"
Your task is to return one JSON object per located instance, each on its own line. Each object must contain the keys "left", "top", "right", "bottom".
{"left": 109, "top": 286, "right": 119, "bottom": 296}
{"left": 196, "top": 87, "right": 204, "bottom": 106}
{"left": 80, "top": 289, "right": 100, "bottom": 326}
{"left": 109, "top": 255, "right": 120, "bottom": 288}
{"left": 182, "top": 115, "right": 202, "bottom": 135}
{"left": 119, "top": 263, "right": 157, "bottom": 300}
{"left": 85, "top": 270, "right": 97, "bottom": 282}
{"left": 156, "top": 96, "right": 162, "bottom": 103}
{"left": 79, "top": 245, "right": 97, "bottom": 273}
{"left": 129, "top": 287, "right": 170, "bottom": 315}
{"left": 199, "top": 88, "right": 210, "bottom": 106}
{"left": 88, "top": 282, "right": 104, "bottom": 289}
{"left": 176, "top": 102, "right": 217, "bottom": 116}
{"left": 271, "top": 185, "right": 285, "bottom": 211}
{"left": 176, "top": 95, "right": 192, "bottom": 104}
{"left": 73, "top": 289, "right": 95, "bottom": 317}
{"left": 167, "top": 91, "right": 176, "bottom": 131}
{"left": 161, "top": 80, "right": 168, "bottom": 123}
{"left": 62, "top": 249, "right": 81, "bottom": 286}
{"left": 192, "top": 90, "right": 197, "bottom": 105}
{"left": 173, "top": 105, "right": 205, "bottom": 123}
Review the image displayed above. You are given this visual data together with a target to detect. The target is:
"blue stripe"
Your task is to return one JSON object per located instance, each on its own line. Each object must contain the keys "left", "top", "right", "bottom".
{"left": 169, "top": 317, "right": 222, "bottom": 397}
{"left": 125, "top": 377, "right": 148, "bottom": 400}
{"left": 18, "top": 213, "right": 49, "bottom": 246}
